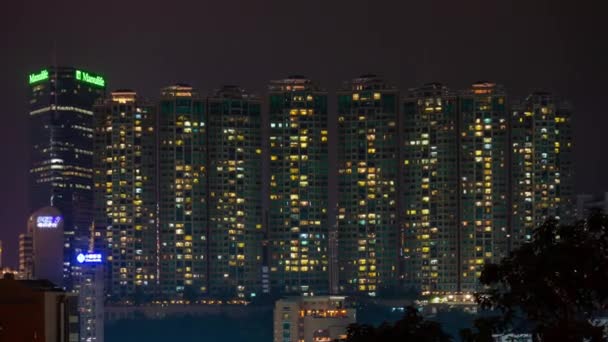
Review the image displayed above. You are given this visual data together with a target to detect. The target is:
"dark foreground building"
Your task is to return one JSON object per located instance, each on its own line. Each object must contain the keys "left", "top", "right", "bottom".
{"left": 0, "top": 274, "right": 79, "bottom": 341}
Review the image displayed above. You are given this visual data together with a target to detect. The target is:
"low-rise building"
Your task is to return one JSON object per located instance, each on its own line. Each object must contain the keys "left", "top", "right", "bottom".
{"left": 274, "top": 296, "right": 355, "bottom": 342}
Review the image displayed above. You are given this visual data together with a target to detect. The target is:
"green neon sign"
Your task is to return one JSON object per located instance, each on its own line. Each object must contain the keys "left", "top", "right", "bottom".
{"left": 75, "top": 69, "right": 105, "bottom": 87}
{"left": 29, "top": 69, "right": 49, "bottom": 84}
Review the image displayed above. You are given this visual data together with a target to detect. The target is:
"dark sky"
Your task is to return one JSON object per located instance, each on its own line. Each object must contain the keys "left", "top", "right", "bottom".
{"left": 0, "top": 0, "right": 605, "bottom": 267}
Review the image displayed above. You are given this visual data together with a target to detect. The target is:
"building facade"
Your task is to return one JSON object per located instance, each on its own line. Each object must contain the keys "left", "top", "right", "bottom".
{"left": 337, "top": 75, "right": 399, "bottom": 296}
{"left": 576, "top": 193, "right": 608, "bottom": 220}
{"left": 273, "top": 296, "right": 355, "bottom": 342}
{"left": 28, "top": 67, "right": 105, "bottom": 288}
{"left": 268, "top": 76, "right": 329, "bottom": 295}
{"left": 457, "top": 82, "right": 510, "bottom": 292}
{"left": 511, "top": 92, "right": 574, "bottom": 247}
{"left": 158, "top": 85, "right": 208, "bottom": 299}
{"left": 94, "top": 90, "right": 157, "bottom": 301}
{"left": 402, "top": 83, "right": 460, "bottom": 294}
{"left": 207, "top": 86, "right": 264, "bottom": 299}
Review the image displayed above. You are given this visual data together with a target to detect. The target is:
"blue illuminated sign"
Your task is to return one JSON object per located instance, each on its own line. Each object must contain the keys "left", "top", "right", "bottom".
{"left": 76, "top": 253, "right": 103, "bottom": 264}
{"left": 37, "top": 216, "right": 62, "bottom": 228}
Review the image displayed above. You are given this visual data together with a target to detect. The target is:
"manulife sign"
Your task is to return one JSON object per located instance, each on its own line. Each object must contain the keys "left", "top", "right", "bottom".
{"left": 75, "top": 69, "right": 105, "bottom": 87}
{"left": 29, "top": 69, "right": 49, "bottom": 84}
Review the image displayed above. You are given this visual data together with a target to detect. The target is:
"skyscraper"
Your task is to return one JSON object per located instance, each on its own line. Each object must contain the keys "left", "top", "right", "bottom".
{"left": 458, "top": 82, "right": 509, "bottom": 292}
{"left": 94, "top": 90, "right": 157, "bottom": 301}
{"left": 158, "top": 84, "right": 207, "bottom": 300}
{"left": 207, "top": 85, "right": 263, "bottom": 299}
{"left": 337, "top": 75, "right": 399, "bottom": 296}
{"left": 402, "top": 82, "right": 509, "bottom": 294}
{"left": 402, "top": 83, "right": 460, "bottom": 294}
{"left": 511, "top": 92, "right": 574, "bottom": 248}
{"left": 28, "top": 67, "right": 105, "bottom": 288}
{"left": 268, "top": 76, "right": 329, "bottom": 295}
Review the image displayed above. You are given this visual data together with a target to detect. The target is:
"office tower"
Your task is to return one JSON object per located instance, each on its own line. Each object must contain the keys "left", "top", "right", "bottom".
{"left": 336, "top": 75, "right": 399, "bottom": 296}
{"left": 93, "top": 90, "right": 157, "bottom": 301}
{"left": 268, "top": 76, "right": 329, "bottom": 295}
{"left": 458, "top": 82, "right": 509, "bottom": 292}
{"left": 158, "top": 84, "right": 208, "bottom": 299}
{"left": 19, "top": 233, "right": 33, "bottom": 279}
{"left": 511, "top": 92, "right": 574, "bottom": 248}
{"left": 273, "top": 296, "right": 355, "bottom": 342}
{"left": 28, "top": 67, "right": 105, "bottom": 288}
{"left": 402, "top": 83, "right": 460, "bottom": 294}
{"left": 207, "top": 86, "right": 263, "bottom": 299}
{"left": 0, "top": 274, "right": 80, "bottom": 342}
{"left": 576, "top": 193, "right": 608, "bottom": 220}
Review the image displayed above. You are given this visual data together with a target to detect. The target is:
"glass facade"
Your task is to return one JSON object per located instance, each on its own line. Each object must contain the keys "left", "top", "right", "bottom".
{"left": 207, "top": 86, "right": 263, "bottom": 299}
{"left": 94, "top": 91, "right": 157, "bottom": 301}
{"left": 158, "top": 85, "right": 207, "bottom": 299}
{"left": 28, "top": 66, "right": 105, "bottom": 288}
{"left": 337, "top": 75, "right": 399, "bottom": 296}
{"left": 268, "top": 76, "right": 329, "bottom": 295}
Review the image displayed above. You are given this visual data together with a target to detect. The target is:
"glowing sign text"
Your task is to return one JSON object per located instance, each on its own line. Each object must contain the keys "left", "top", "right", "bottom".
{"left": 29, "top": 70, "right": 49, "bottom": 85}
{"left": 76, "top": 253, "right": 103, "bottom": 263}
{"left": 75, "top": 70, "right": 105, "bottom": 87}
{"left": 36, "top": 216, "right": 62, "bottom": 228}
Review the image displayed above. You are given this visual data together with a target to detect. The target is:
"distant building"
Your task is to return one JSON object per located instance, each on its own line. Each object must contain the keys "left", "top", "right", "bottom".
{"left": 73, "top": 251, "right": 105, "bottom": 342}
{"left": 94, "top": 90, "right": 157, "bottom": 301}
{"left": 0, "top": 274, "right": 80, "bottom": 342}
{"left": 402, "top": 82, "right": 510, "bottom": 294}
{"left": 576, "top": 193, "right": 608, "bottom": 220}
{"left": 337, "top": 75, "right": 399, "bottom": 296}
{"left": 158, "top": 84, "right": 208, "bottom": 300}
{"left": 18, "top": 232, "right": 33, "bottom": 279}
{"left": 28, "top": 67, "right": 105, "bottom": 290}
{"left": 207, "top": 86, "right": 264, "bottom": 299}
{"left": 273, "top": 296, "right": 355, "bottom": 342}
{"left": 27, "top": 206, "right": 66, "bottom": 287}
{"left": 268, "top": 76, "right": 329, "bottom": 296}
{"left": 511, "top": 92, "right": 574, "bottom": 248}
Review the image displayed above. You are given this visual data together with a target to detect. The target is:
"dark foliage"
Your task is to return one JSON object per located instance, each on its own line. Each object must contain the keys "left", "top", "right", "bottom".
{"left": 343, "top": 306, "right": 452, "bottom": 341}
{"left": 466, "top": 213, "right": 608, "bottom": 341}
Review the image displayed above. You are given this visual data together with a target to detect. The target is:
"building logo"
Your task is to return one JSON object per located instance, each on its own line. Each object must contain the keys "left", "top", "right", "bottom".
{"left": 29, "top": 69, "right": 49, "bottom": 85}
{"left": 36, "top": 216, "right": 62, "bottom": 229}
{"left": 75, "top": 69, "right": 105, "bottom": 87}
{"left": 76, "top": 253, "right": 103, "bottom": 264}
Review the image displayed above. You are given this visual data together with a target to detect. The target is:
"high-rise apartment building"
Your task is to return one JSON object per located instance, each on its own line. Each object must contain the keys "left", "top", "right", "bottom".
{"left": 336, "top": 75, "right": 399, "bottom": 296}
{"left": 28, "top": 67, "right": 105, "bottom": 288}
{"left": 94, "top": 90, "right": 157, "bottom": 301}
{"left": 402, "top": 83, "right": 460, "bottom": 294}
{"left": 511, "top": 92, "right": 574, "bottom": 247}
{"left": 268, "top": 76, "right": 329, "bottom": 295}
{"left": 402, "top": 82, "right": 509, "bottom": 294}
{"left": 457, "top": 82, "right": 509, "bottom": 292}
{"left": 207, "top": 86, "right": 264, "bottom": 299}
{"left": 158, "top": 84, "right": 208, "bottom": 299}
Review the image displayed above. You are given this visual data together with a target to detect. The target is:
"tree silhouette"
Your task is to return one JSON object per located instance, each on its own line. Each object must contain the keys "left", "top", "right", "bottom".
{"left": 465, "top": 213, "right": 608, "bottom": 341}
{"left": 343, "top": 306, "right": 452, "bottom": 341}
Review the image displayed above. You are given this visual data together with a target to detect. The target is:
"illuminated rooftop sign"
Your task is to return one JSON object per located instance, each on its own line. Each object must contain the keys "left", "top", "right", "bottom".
{"left": 36, "top": 216, "right": 62, "bottom": 229}
{"left": 76, "top": 253, "right": 103, "bottom": 264}
{"left": 75, "top": 69, "right": 105, "bottom": 87}
{"left": 29, "top": 69, "right": 49, "bottom": 85}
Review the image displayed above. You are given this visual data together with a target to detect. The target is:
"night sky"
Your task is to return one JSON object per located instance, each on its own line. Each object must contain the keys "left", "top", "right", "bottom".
{"left": 0, "top": 0, "right": 605, "bottom": 267}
